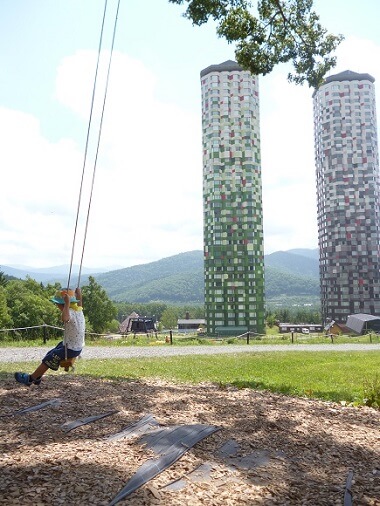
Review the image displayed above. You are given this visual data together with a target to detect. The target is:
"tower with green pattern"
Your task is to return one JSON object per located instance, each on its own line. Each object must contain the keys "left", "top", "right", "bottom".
{"left": 200, "top": 60, "right": 265, "bottom": 336}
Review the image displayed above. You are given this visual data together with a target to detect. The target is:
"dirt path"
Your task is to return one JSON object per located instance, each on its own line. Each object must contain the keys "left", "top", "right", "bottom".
{"left": 0, "top": 374, "right": 379, "bottom": 505}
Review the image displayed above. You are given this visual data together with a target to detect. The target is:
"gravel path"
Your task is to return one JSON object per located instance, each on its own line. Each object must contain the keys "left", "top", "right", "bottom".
{"left": 2, "top": 342, "right": 380, "bottom": 363}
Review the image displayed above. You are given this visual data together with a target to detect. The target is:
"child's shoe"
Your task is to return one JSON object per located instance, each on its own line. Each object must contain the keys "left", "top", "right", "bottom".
{"left": 33, "top": 376, "right": 42, "bottom": 385}
{"left": 14, "top": 372, "right": 33, "bottom": 386}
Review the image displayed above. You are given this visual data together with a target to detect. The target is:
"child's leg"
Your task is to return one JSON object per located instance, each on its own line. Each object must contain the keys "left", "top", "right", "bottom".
{"left": 40, "top": 342, "right": 66, "bottom": 371}
{"left": 30, "top": 363, "right": 49, "bottom": 380}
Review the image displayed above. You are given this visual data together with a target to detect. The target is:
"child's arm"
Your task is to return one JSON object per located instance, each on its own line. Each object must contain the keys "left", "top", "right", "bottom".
{"left": 62, "top": 293, "right": 71, "bottom": 322}
{"left": 75, "top": 287, "right": 83, "bottom": 308}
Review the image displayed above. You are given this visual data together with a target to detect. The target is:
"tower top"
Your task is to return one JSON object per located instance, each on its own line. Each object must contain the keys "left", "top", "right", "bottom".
{"left": 200, "top": 60, "right": 243, "bottom": 78}
{"left": 324, "top": 69, "right": 375, "bottom": 84}
{"left": 313, "top": 69, "right": 375, "bottom": 97}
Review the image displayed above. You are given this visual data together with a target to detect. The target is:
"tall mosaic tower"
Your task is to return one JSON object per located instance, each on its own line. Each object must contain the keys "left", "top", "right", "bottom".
{"left": 313, "top": 70, "right": 380, "bottom": 323}
{"left": 200, "top": 60, "right": 265, "bottom": 336}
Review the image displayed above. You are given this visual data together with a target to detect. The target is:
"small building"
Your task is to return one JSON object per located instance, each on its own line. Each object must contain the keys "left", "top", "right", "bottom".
{"left": 177, "top": 318, "right": 206, "bottom": 333}
{"left": 324, "top": 320, "right": 352, "bottom": 336}
{"left": 119, "top": 312, "right": 139, "bottom": 334}
{"left": 278, "top": 323, "right": 323, "bottom": 334}
{"left": 129, "top": 317, "right": 156, "bottom": 335}
{"left": 346, "top": 313, "right": 380, "bottom": 335}
{"left": 120, "top": 312, "right": 156, "bottom": 335}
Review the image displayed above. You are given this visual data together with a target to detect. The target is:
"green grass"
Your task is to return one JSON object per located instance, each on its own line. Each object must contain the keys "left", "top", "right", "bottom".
{"left": 2, "top": 350, "right": 380, "bottom": 408}
{"left": 2, "top": 331, "right": 379, "bottom": 347}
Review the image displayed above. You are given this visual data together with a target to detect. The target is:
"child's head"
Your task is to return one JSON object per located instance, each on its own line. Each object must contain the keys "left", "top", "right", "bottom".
{"left": 50, "top": 289, "right": 79, "bottom": 306}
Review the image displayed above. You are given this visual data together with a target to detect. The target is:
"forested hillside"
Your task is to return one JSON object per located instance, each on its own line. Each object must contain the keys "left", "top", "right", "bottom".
{"left": 264, "top": 267, "right": 319, "bottom": 297}
{"left": 265, "top": 250, "right": 319, "bottom": 278}
{"left": 2, "top": 249, "right": 320, "bottom": 305}
{"left": 94, "top": 250, "right": 319, "bottom": 303}
{"left": 95, "top": 251, "right": 203, "bottom": 302}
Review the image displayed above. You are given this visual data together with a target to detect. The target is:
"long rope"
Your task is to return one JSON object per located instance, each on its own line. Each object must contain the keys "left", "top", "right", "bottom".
{"left": 66, "top": 0, "right": 120, "bottom": 290}
{"left": 77, "top": 0, "right": 121, "bottom": 287}
{"left": 66, "top": 0, "right": 108, "bottom": 290}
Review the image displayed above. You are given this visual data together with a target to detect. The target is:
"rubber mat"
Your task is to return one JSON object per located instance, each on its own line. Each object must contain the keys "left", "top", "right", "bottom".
{"left": 1, "top": 398, "right": 63, "bottom": 417}
{"left": 61, "top": 410, "right": 119, "bottom": 433}
{"left": 108, "top": 424, "right": 220, "bottom": 505}
{"left": 105, "top": 413, "right": 160, "bottom": 442}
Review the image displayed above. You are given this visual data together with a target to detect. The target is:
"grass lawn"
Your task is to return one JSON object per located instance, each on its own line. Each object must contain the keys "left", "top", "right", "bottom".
{"left": 2, "top": 349, "right": 380, "bottom": 408}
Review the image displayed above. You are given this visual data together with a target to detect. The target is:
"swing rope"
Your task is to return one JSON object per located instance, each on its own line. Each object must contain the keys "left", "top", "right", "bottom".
{"left": 66, "top": 0, "right": 121, "bottom": 290}
{"left": 77, "top": 0, "right": 121, "bottom": 287}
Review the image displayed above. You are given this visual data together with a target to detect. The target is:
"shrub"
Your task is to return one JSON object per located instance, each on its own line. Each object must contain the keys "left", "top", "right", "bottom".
{"left": 363, "top": 375, "right": 380, "bottom": 409}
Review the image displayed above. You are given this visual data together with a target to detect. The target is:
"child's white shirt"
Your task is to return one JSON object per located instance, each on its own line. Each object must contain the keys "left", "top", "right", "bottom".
{"left": 64, "top": 308, "right": 85, "bottom": 351}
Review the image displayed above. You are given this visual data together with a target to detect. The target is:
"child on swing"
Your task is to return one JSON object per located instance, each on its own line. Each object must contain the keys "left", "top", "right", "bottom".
{"left": 14, "top": 287, "right": 85, "bottom": 386}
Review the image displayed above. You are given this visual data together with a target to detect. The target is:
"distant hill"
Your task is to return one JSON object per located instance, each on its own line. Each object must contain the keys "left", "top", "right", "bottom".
{"left": 95, "top": 250, "right": 204, "bottom": 303}
{"left": 265, "top": 250, "right": 319, "bottom": 278}
{"left": 287, "top": 248, "right": 319, "bottom": 260}
{"left": 1, "top": 249, "right": 320, "bottom": 304}
{"left": 0, "top": 264, "right": 109, "bottom": 283}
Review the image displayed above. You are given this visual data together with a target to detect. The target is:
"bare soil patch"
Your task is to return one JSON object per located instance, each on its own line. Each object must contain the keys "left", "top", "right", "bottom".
{"left": 0, "top": 374, "right": 379, "bottom": 505}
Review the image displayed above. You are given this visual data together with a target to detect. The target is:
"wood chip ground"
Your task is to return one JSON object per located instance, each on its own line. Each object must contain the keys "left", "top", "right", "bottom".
{"left": 0, "top": 375, "right": 379, "bottom": 505}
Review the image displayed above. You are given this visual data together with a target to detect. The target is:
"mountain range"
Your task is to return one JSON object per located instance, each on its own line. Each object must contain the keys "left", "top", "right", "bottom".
{"left": 1, "top": 248, "right": 320, "bottom": 304}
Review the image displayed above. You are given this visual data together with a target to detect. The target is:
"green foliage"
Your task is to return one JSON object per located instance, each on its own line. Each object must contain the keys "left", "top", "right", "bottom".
{"left": 363, "top": 375, "right": 380, "bottom": 409}
{"left": 0, "top": 287, "right": 12, "bottom": 328}
{"left": 266, "top": 307, "right": 321, "bottom": 324}
{"left": 108, "top": 319, "right": 121, "bottom": 333}
{"left": 265, "top": 266, "right": 319, "bottom": 297}
{"left": 82, "top": 276, "right": 117, "bottom": 334}
{"left": 170, "top": 0, "right": 343, "bottom": 87}
{"left": 115, "top": 302, "right": 168, "bottom": 322}
{"left": 0, "top": 271, "right": 9, "bottom": 287}
{"left": 184, "top": 305, "right": 205, "bottom": 318}
{"left": 4, "top": 279, "right": 60, "bottom": 339}
{"left": 266, "top": 313, "right": 277, "bottom": 327}
{"left": 161, "top": 307, "right": 180, "bottom": 329}
{"left": 114, "top": 302, "right": 205, "bottom": 323}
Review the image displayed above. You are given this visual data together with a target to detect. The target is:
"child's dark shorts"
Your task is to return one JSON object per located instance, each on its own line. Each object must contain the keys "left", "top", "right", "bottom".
{"left": 42, "top": 341, "right": 82, "bottom": 371}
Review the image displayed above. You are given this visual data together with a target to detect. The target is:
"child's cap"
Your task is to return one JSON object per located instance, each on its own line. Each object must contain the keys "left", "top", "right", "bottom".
{"left": 50, "top": 289, "right": 79, "bottom": 305}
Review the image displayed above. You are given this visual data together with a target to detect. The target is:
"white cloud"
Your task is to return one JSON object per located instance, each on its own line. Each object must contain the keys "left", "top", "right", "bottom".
{"left": 260, "top": 35, "right": 380, "bottom": 254}
{"left": 0, "top": 106, "right": 85, "bottom": 267}
{"left": 260, "top": 71, "right": 318, "bottom": 253}
{"left": 332, "top": 36, "right": 380, "bottom": 76}
{"left": 1, "top": 51, "right": 203, "bottom": 269}
{"left": 2, "top": 35, "right": 380, "bottom": 269}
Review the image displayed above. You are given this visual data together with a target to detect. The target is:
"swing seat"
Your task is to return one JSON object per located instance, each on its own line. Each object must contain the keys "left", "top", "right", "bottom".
{"left": 59, "top": 357, "right": 77, "bottom": 372}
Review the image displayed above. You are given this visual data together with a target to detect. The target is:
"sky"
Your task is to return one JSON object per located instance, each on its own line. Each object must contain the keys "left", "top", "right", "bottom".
{"left": 1, "top": 0, "right": 380, "bottom": 270}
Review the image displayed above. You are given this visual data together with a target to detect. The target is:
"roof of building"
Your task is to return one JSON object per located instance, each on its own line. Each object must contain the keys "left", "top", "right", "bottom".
{"left": 324, "top": 70, "right": 375, "bottom": 84}
{"left": 178, "top": 319, "right": 206, "bottom": 325}
{"left": 348, "top": 313, "right": 380, "bottom": 322}
{"left": 313, "top": 69, "right": 375, "bottom": 97}
{"left": 346, "top": 313, "right": 380, "bottom": 334}
{"left": 200, "top": 60, "right": 243, "bottom": 77}
{"left": 119, "top": 311, "right": 139, "bottom": 333}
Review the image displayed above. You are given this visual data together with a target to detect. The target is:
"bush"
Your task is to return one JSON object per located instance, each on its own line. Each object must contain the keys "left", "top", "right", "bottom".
{"left": 363, "top": 375, "right": 380, "bottom": 409}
